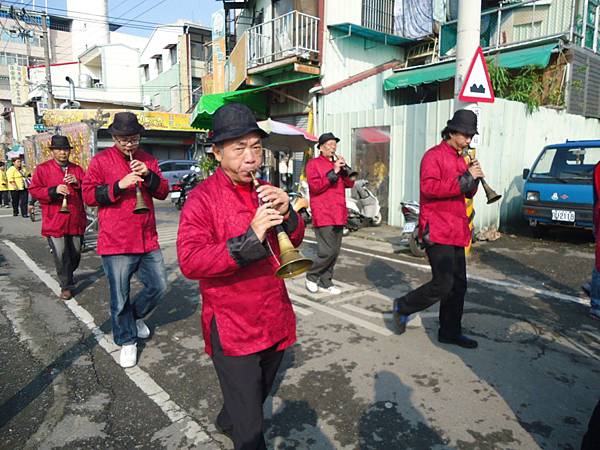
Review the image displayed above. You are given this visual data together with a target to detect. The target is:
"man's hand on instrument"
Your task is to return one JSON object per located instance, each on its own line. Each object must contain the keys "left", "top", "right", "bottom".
{"left": 333, "top": 156, "right": 346, "bottom": 174}
{"left": 64, "top": 173, "right": 78, "bottom": 185}
{"left": 130, "top": 159, "right": 149, "bottom": 176}
{"left": 56, "top": 184, "right": 69, "bottom": 196}
{"left": 118, "top": 173, "right": 144, "bottom": 190}
{"left": 468, "top": 159, "right": 485, "bottom": 179}
{"left": 256, "top": 185, "right": 290, "bottom": 215}
{"left": 251, "top": 204, "right": 284, "bottom": 242}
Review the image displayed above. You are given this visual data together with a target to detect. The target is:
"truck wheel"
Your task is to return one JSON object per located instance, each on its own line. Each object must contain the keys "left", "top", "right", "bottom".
{"left": 530, "top": 225, "right": 548, "bottom": 238}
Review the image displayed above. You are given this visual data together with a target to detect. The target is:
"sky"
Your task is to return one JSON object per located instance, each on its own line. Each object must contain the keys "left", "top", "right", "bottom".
{"left": 19, "top": 0, "right": 221, "bottom": 35}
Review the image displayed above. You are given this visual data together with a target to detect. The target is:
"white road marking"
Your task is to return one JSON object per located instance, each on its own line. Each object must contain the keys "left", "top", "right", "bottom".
{"left": 304, "top": 239, "right": 591, "bottom": 307}
{"left": 2, "top": 239, "right": 211, "bottom": 446}
{"left": 292, "top": 304, "right": 313, "bottom": 316}
{"left": 288, "top": 293, "right": 393, "bottom": 336}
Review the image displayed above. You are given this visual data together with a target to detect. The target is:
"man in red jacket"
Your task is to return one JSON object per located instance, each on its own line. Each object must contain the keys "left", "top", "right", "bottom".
{"left": 305, "top": 132, "right": 354, "bottom": 295}
{"left": 393, "top": 110, "right": 484, "bottom": 349}
{"left": 83, "top": 112, "right": 169, "bottom": 368}
{"left": 177, "top": 103, "right": 305, "bottom": 450}
{"left": 29, "top": 135, "right": 87, "bottom": 300}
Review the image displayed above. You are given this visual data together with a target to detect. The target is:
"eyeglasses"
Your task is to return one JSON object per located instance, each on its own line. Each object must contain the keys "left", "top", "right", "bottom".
{"left": 115, "top": 137, "right": 140, "bottom": 145}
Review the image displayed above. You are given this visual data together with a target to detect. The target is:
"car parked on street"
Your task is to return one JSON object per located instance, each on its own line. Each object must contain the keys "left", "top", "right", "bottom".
{"left": 158, "top": 159, "right": 198, "bottom": 190}
{"left": 522, "top": 140, "right": 600, "bottom": 236}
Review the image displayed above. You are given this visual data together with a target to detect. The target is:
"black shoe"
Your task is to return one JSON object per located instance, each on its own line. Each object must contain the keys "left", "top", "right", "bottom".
{"left": 392, "top": 298, "right": 409, "bottom": 335}
{"left": 214, "top": 421, "right": 233, "bottom": 440}
{"left": 22, "top": 214, "right": 29, "bottom": 218}
{"left": 13, "top": 213, "right": 18, "bottom": 216}
{"left": 438, "top": 334, "right": 478, "bottom": 349}
{"left": 582, "top": 283, "right": 591, "bottom": 297}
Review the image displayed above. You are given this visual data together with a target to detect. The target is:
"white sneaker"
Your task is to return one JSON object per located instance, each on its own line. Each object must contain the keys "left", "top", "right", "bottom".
{"left": 305, "top": 279, "right": 319, "bottom": 293}
{"left": 324, "top": 286, "right": 341, "bottom": 295}
{"left": 119, "top": 343, "right": 137, "bottom": 368}
{"left": 136, "top": 319, "right": 150, "bottom": 339}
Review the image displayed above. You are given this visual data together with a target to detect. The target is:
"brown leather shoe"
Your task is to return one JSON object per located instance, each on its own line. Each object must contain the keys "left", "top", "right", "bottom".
{"left": 60, "top": 289, "right": 72, "bottom": 300}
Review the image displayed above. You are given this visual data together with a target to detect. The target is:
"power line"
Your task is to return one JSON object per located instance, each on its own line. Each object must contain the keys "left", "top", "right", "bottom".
{"left": 116, "top": 0, "right": 147, "bottom": 20}
{"left": 119, "top": 0, "right": 169, "bottom": 28}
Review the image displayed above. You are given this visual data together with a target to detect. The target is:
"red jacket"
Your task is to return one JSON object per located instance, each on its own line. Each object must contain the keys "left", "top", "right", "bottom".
{"left": 177, "top": 167, "right": 305, "bottom": 357}
{"left": 29, "top": 160, "right": 87, "bottom": 238}
{"left": 306, "top": 155, "right": 354, "bottom": 227}
{"left": 82, "top": 146, "right": 169, "bottom": 255}
{"left": 419, "top": 141, "right": 478, "bottom": 248}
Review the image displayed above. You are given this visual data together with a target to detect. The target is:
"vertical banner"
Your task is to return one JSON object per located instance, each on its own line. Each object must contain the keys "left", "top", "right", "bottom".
{"left": 211, "top": 9, "right": 226, "bottom": 94}
{"left": 9, "top": 65, "right": 29, "bottom": 106}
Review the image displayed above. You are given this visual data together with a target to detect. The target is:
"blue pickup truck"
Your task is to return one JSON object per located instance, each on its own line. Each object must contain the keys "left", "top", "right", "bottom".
{"left": 522, "top": 140, "right": 600, "bottom": 236}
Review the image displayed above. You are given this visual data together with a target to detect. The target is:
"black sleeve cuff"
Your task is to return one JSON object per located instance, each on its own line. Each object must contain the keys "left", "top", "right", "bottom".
{"left": 113, "top": 181, "right": 123, "bottom": 197}
{"left": 459, "top": 170, "right": 478, "bottom": 193}
{"left": 95, "top": 184, "right": 113, "bottom": 205}
{"left": 227, "top": 227, "right": 270, "bottom": 267}
{"left": 326, "top": 169, "right": 339, "bottom": 184}
{"left": 143, "top": 170, "right": 160, "bottom": 192}
{"left": 281, "top": 207, "right": 299, "bottom": 235}
{"left": 48, "top": 186, "right": 61, "bottom": 201}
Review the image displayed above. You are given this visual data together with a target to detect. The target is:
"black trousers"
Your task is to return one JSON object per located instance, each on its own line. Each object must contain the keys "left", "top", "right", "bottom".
{"left": 47, "top": 235, "right": 83, "bottom": 289}
{"left": 397, "top": 244, "right": 467, "bottom": 338}
{"left": 0, "top": 191, "right": 10, "bottom": 206}
{"left": 306, "top": 225, "right": 343, "bottom": 288}
{"left": 581, "top": 399, "right": 600, "bottom": 450}
{"left": 211, "top": 320, "right": 284, "bottom": 450}
{"left": 10, "top": 190, "right": 28, "bottom": 216}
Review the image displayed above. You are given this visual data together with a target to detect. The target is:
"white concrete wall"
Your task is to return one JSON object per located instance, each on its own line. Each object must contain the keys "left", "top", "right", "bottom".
{"left": 67, "top": 0, "right": 110, "bottom": 58}
{"left": 321, "top": 1, "right": 405, "bottom": 87}
{"left": 140, "top": 25, "right": 185, "bottom": 81}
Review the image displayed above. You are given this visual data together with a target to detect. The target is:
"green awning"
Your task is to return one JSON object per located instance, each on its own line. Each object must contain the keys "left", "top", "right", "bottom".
{"left": 384, "top": 42, "right": 558, "bottom": 91}
{"left": 191, "top": 75, "right": 319, "bottom": 129}
{"left": 328, "top": 23, "right": 413, "bottom": 46}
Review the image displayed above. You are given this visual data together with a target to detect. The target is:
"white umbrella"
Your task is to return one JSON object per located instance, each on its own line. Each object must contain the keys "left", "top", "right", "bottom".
{"left": 258, "top": 118, "right": 317, "bottom": 153}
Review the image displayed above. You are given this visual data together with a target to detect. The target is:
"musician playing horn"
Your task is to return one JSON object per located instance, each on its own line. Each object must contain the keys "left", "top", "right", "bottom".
{"left": 177, "top": 103, "right": 305, "bottom": 449}
{"left": 29, "top": 135, "right": 86, "bottom": 300}
{"left": 305, "top": 132, "right": 355, "bottom": 295}
{"left": 393, "top": 109, "right": 484, "bottom": 349}
{"left": 82, "top": 112, "right": 169, "bottom": 368}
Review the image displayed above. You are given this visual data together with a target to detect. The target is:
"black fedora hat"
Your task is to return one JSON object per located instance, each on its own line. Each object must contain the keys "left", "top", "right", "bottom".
{"left": 317, "top": 132, "right": 340, "bottom": 148}
{"left": 107, "top": 112, "right": 145, "bottom": 136}
{"left": 211, "top": 103, "right": 268, "bottom": 144}
{"left": 49, "top": 135, "right": 73, "bottom": 149}
{"left": 445, "top": 109, "right": 478, "bottom": 136}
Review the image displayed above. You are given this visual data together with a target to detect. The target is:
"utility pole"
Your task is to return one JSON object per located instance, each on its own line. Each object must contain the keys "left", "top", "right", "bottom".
{"left": 454, "top": 0, "right": 482, "bottom": 256}
{"left": 41, "top": 12, "right": 54, "bottom": 109}
{"left": 454, "top": 0, "right": 481, "bottom": 110}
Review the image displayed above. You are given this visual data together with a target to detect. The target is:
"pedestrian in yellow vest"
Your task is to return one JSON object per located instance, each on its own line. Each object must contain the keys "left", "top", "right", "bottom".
{"left": 6, "top": 157, "right": 30, "bottom": 217}
{"left": 0, "top": 161, "right": 11, "bottom": 208}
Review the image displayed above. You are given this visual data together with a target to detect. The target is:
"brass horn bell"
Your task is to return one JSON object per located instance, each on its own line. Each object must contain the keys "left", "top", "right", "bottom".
{"left": 274, "top": 227, "right": 313, "bottom": 279}
{"left": 481, "top": 179, "right": 502, "bottom": 204}
{"left": 59, "top": 196, "right": 70, "bottom": 214}
{"left": 133, "top": 187, "right": 150, "bottom": 214}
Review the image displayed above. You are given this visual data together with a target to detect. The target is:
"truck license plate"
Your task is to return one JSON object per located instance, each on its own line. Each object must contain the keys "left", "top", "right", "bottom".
{"left": 551, "top": 210, "right": 575, "bottom": 222}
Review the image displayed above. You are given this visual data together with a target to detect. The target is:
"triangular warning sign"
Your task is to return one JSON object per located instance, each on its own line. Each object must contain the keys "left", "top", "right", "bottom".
{"left": 458, "top": 47, "right": 495, "bottom": 103}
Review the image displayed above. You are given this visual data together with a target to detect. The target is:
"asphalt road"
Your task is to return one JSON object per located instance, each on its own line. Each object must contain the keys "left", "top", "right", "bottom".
{"left": 0, "top": 199, "right": 598, "bottom": 449}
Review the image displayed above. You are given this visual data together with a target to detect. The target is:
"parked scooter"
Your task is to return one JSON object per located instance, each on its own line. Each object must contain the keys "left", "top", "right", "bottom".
{"left": 172, "top": 166, "right": 202, "bottom": 210}
{"left": 346, "top": 180, "right": 382, "bottom": 233}
{"left": 288, "top": 180, "right": 311, "bottom": 223}
{"left": 400, "top": 201, "right": 426, "bottom": 257}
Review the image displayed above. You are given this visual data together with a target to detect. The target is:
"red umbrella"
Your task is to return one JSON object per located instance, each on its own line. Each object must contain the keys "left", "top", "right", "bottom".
{"left": 356, "top": 128, "right": 390, "bottom": 144}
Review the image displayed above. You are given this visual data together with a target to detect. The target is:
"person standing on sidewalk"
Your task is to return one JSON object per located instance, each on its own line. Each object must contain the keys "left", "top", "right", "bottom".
{"left": 304, "top": 132, "right": 354, "bottom": 295}
{"left": 6, "top": 156, "right": 29, "bottom": 217}
{"left": 0, "top": 161, "right": 11, "bottom": 208}
{"left": 29, "top": 135, "right": 87, "bottom": 300}
{"left": 83, "top": 112, "right": 169, "bottom": 368}
{"left": 392, "top": 110, "right": 483, "bottom": 349}
{"left": 178, "top": 103, "right": 305, "bottom": 450}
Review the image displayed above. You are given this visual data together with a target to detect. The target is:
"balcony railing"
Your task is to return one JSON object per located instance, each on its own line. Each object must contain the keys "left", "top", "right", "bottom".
{"left": 439, "top": 0, "right": 595, "bottom": 58}
{"left": 247, "top": 10, "right": 319, "bottom": 69}
{"left": 362, "top": 0, "right": 395, "bottom": 35}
